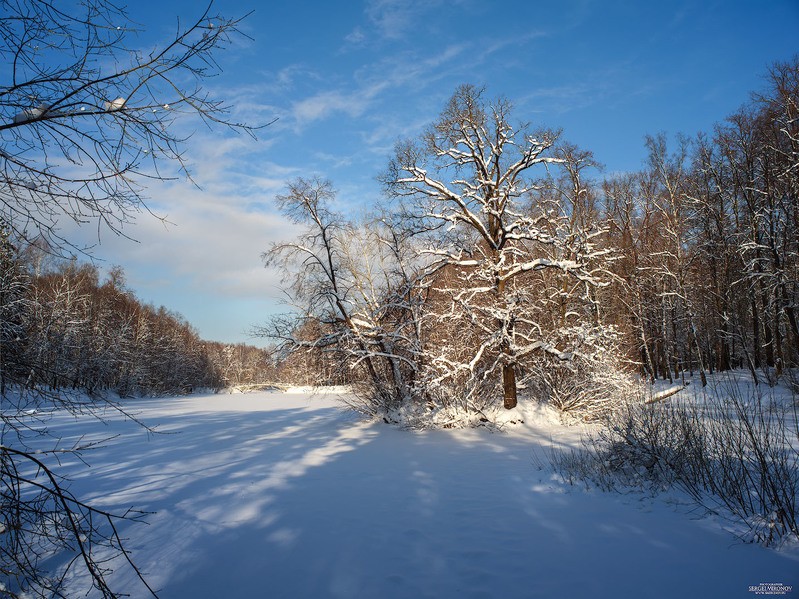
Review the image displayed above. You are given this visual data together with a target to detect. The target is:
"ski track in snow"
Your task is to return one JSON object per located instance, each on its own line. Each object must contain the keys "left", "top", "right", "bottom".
{"left": 35, "top": 390, "right": 799, "bottom": 598}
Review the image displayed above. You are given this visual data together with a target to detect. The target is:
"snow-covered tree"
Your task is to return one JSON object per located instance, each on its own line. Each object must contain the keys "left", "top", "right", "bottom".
{"left": 385, "top": 85, "right": 613, "bottom": 410}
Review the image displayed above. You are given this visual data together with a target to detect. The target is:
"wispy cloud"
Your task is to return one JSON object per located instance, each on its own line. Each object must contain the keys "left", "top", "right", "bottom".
{"left": 363, "top": 0, "right": 473, "bottom": 41}
{"left": 291, "top": 89, "right": 375, "bottom": 125}
{"left": 364, "top": 0, "right": 418, "bottom": 40}
{"left": 312, "top": 151, "right": 355, "bottom": 169}
{"left": 289, "top": 42, "right": 466, "bottom": 130}
{"left": 517, "top": 84, "right": 597, "bottom": 115}
{"left": 476, "top": 29, "right": 550, "bottom": 63}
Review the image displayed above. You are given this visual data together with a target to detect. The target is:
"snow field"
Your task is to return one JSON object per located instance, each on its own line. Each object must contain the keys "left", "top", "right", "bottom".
{"left": 40, "top": 390, "right": 798, "bottom": 598}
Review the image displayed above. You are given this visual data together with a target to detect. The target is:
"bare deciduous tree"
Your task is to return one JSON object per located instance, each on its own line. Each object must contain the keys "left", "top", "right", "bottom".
{"left": 0, "top": 0, "right": 256, "bottom": 254}
{"left": 1, "top": 1, "right": 260, "bottom": 596}
{"left": 261, "top": 177, "right": 422, "bottom": 413}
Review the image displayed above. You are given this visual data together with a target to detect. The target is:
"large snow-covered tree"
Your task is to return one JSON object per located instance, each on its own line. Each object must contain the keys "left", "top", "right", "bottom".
{"left": 385, "top": 85, "right": 612, "bottom": 409}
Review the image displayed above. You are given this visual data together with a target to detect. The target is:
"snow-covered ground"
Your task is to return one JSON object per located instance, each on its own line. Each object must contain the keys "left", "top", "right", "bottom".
{"left": 36, "top": 388, "right": 799, "bottom": 597}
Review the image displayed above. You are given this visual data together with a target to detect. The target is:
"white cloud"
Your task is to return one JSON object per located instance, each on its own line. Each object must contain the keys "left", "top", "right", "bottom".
{"left": 517, "top": 84, "right": 596, "bottom": 114}
{"left": 290, "top": 74, "right": 398, "bottom": 128}
{"left": 365, "top": 0, "right": 412, "bottom": 39}
{"left": 312, "top": 151, "right": 355, "bottom": 169}
{"left": 289, "top": 43, "right": 466, "bottom": 131}
{"left": 291, "top": 90, "right": 371, "bottom": 125}
{"left": 364, "top": 0, "right": 440, "bottom": 40}
{"left": 54, "top": 126, "right": 304, "bottom": 343}
{"left": 364, "top": 0, "right": 474, "bottom": 40}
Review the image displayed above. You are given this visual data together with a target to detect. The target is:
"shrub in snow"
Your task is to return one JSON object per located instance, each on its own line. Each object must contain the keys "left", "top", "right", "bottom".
{"left": 525, "top": 325, "right": 638, "bottom": 422}
{"left": 555, "top": 377, "right": 799, "bottom": 546}
{"left": 346, "top": 387, "right": 517, "bottom": 430}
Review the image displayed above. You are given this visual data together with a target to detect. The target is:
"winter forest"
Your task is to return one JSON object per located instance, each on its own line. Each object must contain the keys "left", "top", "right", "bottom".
{"left": 264, "top": 75, "right": 799, "bottom": 419}
{"left": 1, "top": 1, "right": 798, "bottom": 597}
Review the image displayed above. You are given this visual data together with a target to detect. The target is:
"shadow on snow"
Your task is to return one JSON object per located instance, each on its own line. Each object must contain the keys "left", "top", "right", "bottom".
{"left": 33, "top": 393, "right": 799, "bottom": 599}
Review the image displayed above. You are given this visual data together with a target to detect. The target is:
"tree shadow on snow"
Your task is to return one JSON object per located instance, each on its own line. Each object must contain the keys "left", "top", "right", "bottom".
{"left": 42, "top": 396, "right": 799, "bottom": 599}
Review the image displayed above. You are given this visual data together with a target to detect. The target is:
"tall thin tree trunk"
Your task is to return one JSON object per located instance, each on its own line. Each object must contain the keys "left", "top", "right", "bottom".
{"left": 751, "top": 293, "right": 761, "bottom": 369}
{"left": 640, "top": 326, "right": 656, "bottom": 383}
{"left": 761, "top": 282, "right": 775, "bottom": 367}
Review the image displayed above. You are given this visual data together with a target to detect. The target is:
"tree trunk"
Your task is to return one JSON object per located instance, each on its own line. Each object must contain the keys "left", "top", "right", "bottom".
{"left": 751, "top": 293, "right": 761, "bottom": 369}
{"left": 502, "top": 363, "right": 517, "bottom": 409}
{"left": 496, "top": 272, "right": 518, "bottom": 409}
{"left": 761, "top": 282, "right": 775, "bottom": 367}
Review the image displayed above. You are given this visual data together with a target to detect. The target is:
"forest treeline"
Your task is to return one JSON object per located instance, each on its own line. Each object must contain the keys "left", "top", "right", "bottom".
{"left": 266, "top": 58, "right": 798, "bottom": 420}
{"left": 0, "top": 241, "right": 278, "bottom": 396}
{"left": 601, "top": 59, "right": 797, "bottom": 385}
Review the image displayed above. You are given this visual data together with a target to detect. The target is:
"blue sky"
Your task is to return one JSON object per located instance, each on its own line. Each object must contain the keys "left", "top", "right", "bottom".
{"left": 74, "top": 0, "right": 798, "bottom": 346}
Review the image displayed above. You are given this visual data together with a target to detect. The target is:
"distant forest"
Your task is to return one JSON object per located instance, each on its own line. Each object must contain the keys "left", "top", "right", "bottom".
{"left": 0, "top": 243, "right": 278, "bottom": 396}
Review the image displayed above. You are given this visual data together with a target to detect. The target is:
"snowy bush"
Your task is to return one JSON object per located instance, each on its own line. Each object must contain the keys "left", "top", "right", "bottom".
{"left": 525, "top": 325, "right": 638, "bottom": 421}
{"left": 555, "top": 378, "right": 799, "bottom": 546}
